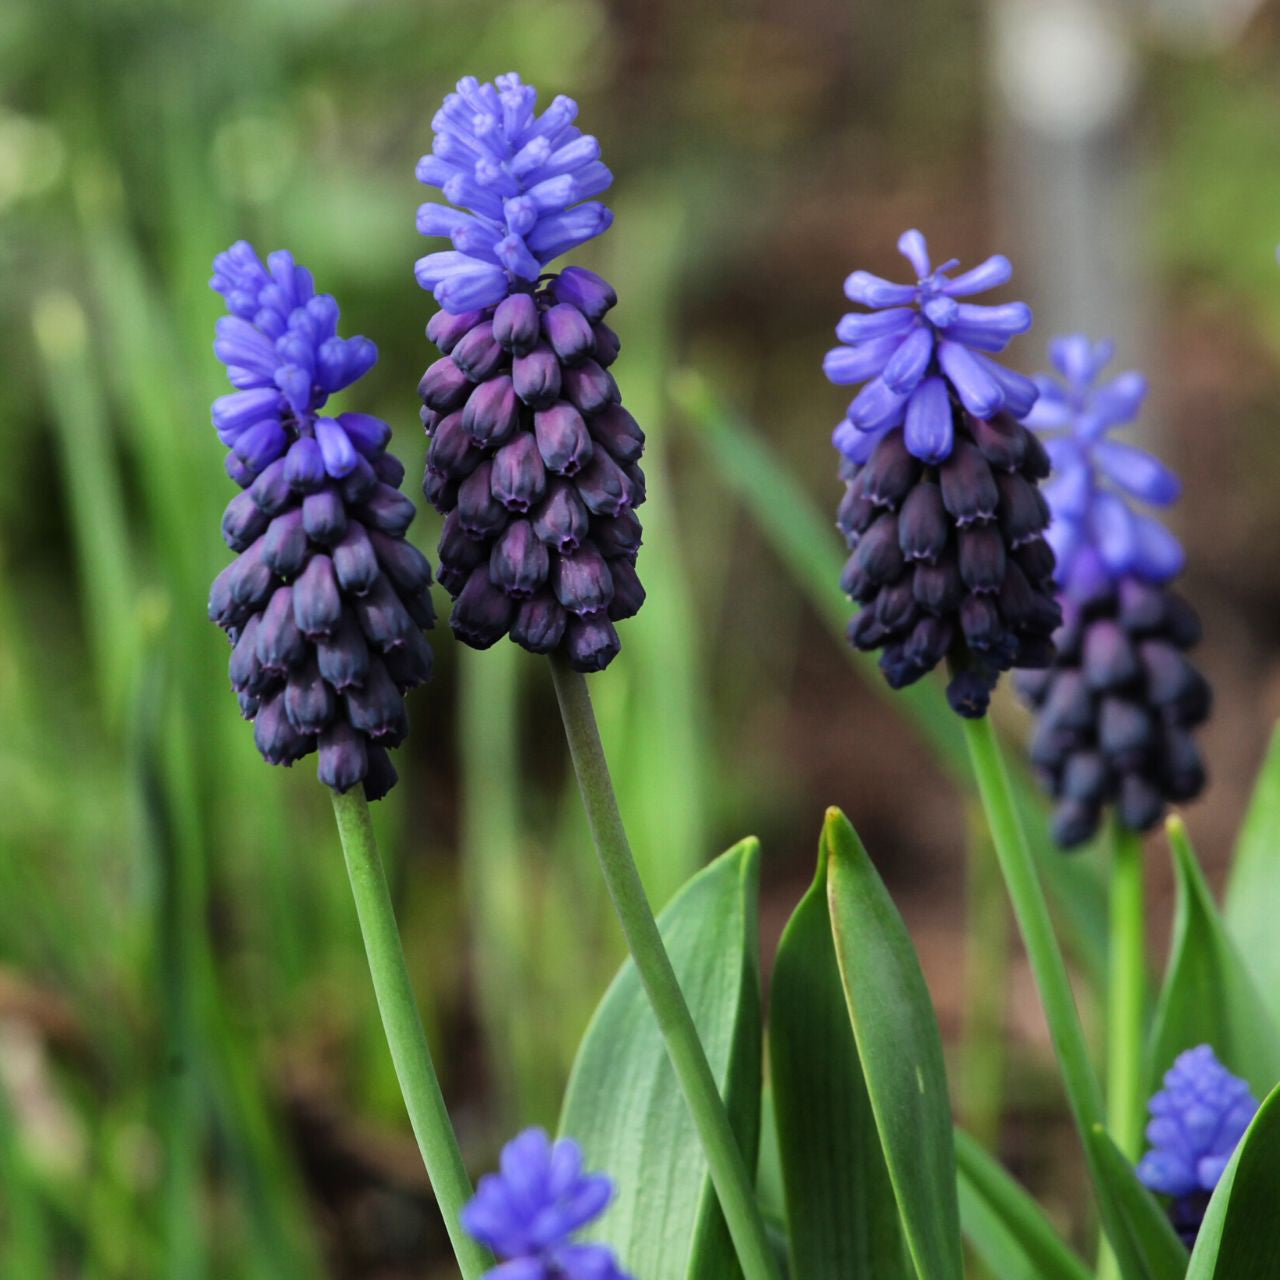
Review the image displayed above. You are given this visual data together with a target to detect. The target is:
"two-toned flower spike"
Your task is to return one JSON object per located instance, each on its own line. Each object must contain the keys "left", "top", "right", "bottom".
{"left": 209, "top": 243, "right": 436, "bottom": 799}
{"left": 1015, "top": 337, "right": 1210, "bottom": 848}
{"left": 416, "top": 74, "right": 645, "bottom": 672}
{"left": 826, "top": 230, "right": 1061, "bottom": 717}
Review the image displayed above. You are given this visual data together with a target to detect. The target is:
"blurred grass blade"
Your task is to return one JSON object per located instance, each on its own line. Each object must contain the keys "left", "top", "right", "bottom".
{"left": 1149, "top": 818, "right": 1280, "bottom": 1099}
{"left": 1084, "top": 1125, "right": 1187, "bottom": 1280}
{"left": 31, "top": 290, "right": 137, "bottom": 723}
{"left": 1185, "top": 1083, "right": 1280, "bottom": 1278}
{"left": 1224, "top": 721, "right": 1280, "bottom": 1020}
{"left": 458, "top": 643, "right": 552, "bottom": 1125}
{"left": 824, "top": 807, "right": 965, "bottom": 1280}
{"left": 559, "top": 839, "right": 763, "bottom": 1280}
{"left": 674, "top": 372, "right": 1108, "bottom": 983}
{"left": 954, "top": 1129, "right": 1091, "bottom": 1280}
{"left": 769, "top": 825, "right": 905, "bottom": 1279}
{"left": 0, "top": 1090, "right": 52, "bottom": 1280}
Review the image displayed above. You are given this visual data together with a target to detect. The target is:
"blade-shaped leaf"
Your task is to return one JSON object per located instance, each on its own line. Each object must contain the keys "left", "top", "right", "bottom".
{"left": 1084, "top": 1125, "right": 1188, "bottom": 1280}
{"left": 769, "top": 834, "right": 906, "bottom": 1279}
{"left": 1186, "top": 1082, "right": 1280, "bottom": 1278}
{"left": 1148, "top": 818, "right": 1280, "bottom": 1100}
{"left": 954, "top": 1129, "right": 1091, "bottom": 1280}
{"left": 559, "top": 839, "right": 763, "bottom": 1280}
{"left": 1224, "top": 722, "right": 1280, "bottom": 1023}
{"left": 824, "top": 808, "right": 965, "bottom": 1280}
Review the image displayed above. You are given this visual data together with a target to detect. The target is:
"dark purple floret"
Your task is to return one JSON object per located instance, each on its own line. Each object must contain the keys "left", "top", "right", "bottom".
{"left": 827, "top": 232, "right": 1058, "bottom": 715}
{"left": 1015, "top": 336, "right": 1209, "bottom": 847}
{"left": 208, "top": 241, "right": 434, "bottom": 799}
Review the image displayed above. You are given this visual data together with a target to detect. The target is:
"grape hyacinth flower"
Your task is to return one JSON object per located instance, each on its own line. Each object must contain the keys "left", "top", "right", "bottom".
{"left": 462, "top": 1128, "right": 631, "bottom": 1280}
{"left": 208, "top": 242, "right": 436, "bottom": 799}
{"left": 415, "top": 74, "right": 645, "bottom": 672}
{"left": 1137, "top": 1045, "right": 1258, "bottom": 1246}
{"left": 1015, "top": 337, "right": 1210, "bottom": 847}
{"left": 826, "top": 230, "right": 1060, "bottom": 716}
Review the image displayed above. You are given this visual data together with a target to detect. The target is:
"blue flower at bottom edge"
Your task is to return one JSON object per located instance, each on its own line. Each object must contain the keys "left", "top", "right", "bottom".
{"left": 1137, "top": 1045, "right": 1258, "bottom": 1246}
{"left": 462, "top": 1129, "right": 632, "bottom": 1279}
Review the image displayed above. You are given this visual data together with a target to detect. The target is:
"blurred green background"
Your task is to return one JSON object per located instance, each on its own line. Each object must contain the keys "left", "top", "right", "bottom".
{"left": 3, "top": 0, "right": 1280, "bottom": 1275}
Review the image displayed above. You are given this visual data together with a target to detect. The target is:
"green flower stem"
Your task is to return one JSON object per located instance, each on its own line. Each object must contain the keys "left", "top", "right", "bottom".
{"left": 330, "top": 788, "right": 492, "bottom": 1280}
{"left": 961, "top": 716, "right": 1129, "bottom": 1261}
{"left": 1097, "top": 822, "right": 1148, "bottom": 1280}
{"left": 1106, "top": 822, "right": 1147, "bottom": 1159}
{"left": 549, "top": 653, "right": 781, "bottom": 1280}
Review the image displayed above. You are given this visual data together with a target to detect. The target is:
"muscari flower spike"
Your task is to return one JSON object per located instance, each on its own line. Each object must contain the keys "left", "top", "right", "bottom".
{"left": 415, "top": 74, "right": 645, "bottom": 672}
{"left": 826, "top": 230, "right": 1061, "bottom": 717}
{"left": 1137, "top": 1045, "right": 1258, "bottom": 1247}
{"left": 462, "top": 1128, "right": 632, "bottom": 1280}
{"left": 1015, "top": 337, "right": 1209, "bottom": 848}
{"left": 208, "top": 242, "right": 436, "bottom": 799}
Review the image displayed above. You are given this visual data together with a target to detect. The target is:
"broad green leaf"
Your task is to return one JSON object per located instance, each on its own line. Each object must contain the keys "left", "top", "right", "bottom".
{"left": 1186, "top": 1082, "right": 1280, "bottom": 1278}
{"left": 1148, "top": 818, "right": 1280, "bottom": 1100}
{"left": 1085, "top": 1125, "right": 1188, "bottom": 1280}
{"left": 675, "top": 372, "right": 1107, "bottom": 984}
{"left": 1225, "top": 722, "right": 1280, "bottom": 1022}
{"left": 559, "top": 840, "right": 763, "bottom": 1280}
{"left": 769, "top": 835, "right": 906, "bottom": 1279}
{"left": 824, "top": 808, "right": 964, "bottom": 1280}
{"left": 954, "top": 1129, "right": 1091, "bottom": 1280}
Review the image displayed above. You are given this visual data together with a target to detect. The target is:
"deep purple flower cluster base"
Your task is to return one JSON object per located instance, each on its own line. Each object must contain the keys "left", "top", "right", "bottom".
{"left": 839, "top": 407, "right": 1061, "bottom": 717}
{"left": 210, "top": 447, "right": 436, "bottom": 800}
{"left": 1016, "top": 577, "right": 1209, "bottom": 847}
{"left": 420, "top": 267, "right": 646, "bottom": 671}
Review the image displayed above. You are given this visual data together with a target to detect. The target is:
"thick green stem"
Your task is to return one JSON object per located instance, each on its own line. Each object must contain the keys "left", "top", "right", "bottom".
{"left": 1098, "top": 821, "right": 1148, "bottom": 1280}
{"left": 330, "top": 789, "right": 491, "bottom": 1280}
{"left": 549, "top": 654, "right": 781, "bottom": 1280}
{"left": 1106, "top": 822, "right": 1147, "bottom": 1158}
{"left": 961, "top": 716, "right": 1129, "bottom": 1262}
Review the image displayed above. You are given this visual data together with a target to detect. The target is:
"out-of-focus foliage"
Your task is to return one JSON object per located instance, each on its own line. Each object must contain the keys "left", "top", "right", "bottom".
{"left": 3, "top": 0, "right": 1280, "bottom": 1274}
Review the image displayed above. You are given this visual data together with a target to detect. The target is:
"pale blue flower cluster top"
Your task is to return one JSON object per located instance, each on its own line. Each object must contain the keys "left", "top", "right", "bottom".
{"left": 210, "top": 241, "right": 383, "bottom": 485}
{"left": 416, "top": 73, "right": 614, "bottom": 314}
{"left": 825, "top": 229, "right": 1037, "bottom": 466}
{"left": 1024, "top": 335, "right": 1184, "bottom": 604}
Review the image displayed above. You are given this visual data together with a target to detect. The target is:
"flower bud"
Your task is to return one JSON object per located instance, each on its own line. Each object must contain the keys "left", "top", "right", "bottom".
{"left": 492, "top": 292, "right": 541, "bottom": 355}
{"left": 551, "top": 543, "right": 613, "bottom": 616}
{"left": 534, "top": 403, "right": 594, "bottom": 476}
{"left": 541, "top": 303, "right": 595, "bottom": 366}
{"left": 463, "top": 375, "right": 520, "bottom": 446}
{"left": 512, "top": 345, "right": 562, "bottom": 409}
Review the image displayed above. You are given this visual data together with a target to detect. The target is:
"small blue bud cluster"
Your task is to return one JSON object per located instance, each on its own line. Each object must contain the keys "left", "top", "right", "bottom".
{"left": 208, "top": 243, "right": 435, "bottom": 798}
{"left": 1016, "top": 338, "right": 1209, "bottom": 847}
{"left": 417, "top": 77, "right": 645, "bottom": 670}
{"left": 462, "top": 1128, "right": 632, "bottom": 1280}
{"left": 1137, "top": 1045, "right": 1258, "bottom": 1246}
{"left": 827, "top": 232, "right": 1061, "bottom": 716}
